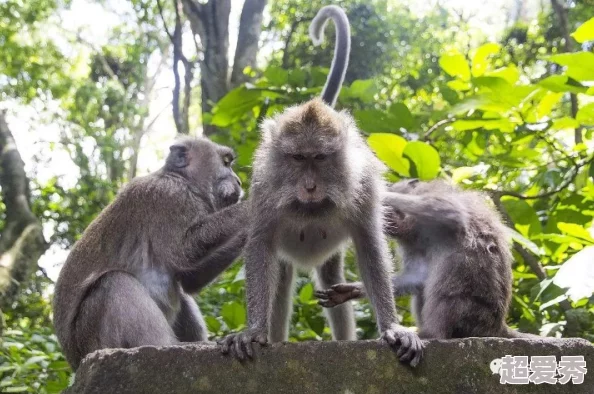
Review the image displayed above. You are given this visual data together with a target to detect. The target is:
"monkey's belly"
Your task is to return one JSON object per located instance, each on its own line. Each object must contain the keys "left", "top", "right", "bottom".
{"left": 277, "top": 222, "right": 349, "bottom": 268}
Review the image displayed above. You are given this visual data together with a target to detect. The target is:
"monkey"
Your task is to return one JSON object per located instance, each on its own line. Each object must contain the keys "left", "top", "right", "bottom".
{"left": 218, "top": 5, "right": 423, "bottom": 367}
{"left": 53, "top": 136, "right": 248, "bottom": 370}
{"left": 316, "top": 179, "right": 541, "bottom": 339}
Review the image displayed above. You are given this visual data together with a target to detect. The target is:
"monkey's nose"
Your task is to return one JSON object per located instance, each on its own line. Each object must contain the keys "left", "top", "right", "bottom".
{"left": 306, "top": 184, "right": 317, "bottom": 193}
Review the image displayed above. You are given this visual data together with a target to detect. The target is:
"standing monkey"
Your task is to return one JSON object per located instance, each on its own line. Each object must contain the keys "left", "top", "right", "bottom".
{"left": 54, "top": 137, "right": 248, "bottom": 369}
{"left": 317, "top": 179, "right": 540, "bottom": 339}
{"left": 219, "top": 5, "right": 423, "bottom": 366}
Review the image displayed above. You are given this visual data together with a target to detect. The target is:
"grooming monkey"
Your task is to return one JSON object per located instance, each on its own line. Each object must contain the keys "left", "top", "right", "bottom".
{"left": 317, "top": 179, "right": 540, "bottom": 339}
{"left": 53, "top": 137, "right": 247, "bottom": 369}
{"left": 219, "top": 5, "right": 423, "bottom": 366}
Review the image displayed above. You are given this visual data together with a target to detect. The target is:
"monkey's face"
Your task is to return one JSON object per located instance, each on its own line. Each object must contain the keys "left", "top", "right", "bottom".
{"left": 275, "top": 134, "right": 344, "bottom": 215}
{"left": 166, "top": 138, "right": 243, "bottom": 210}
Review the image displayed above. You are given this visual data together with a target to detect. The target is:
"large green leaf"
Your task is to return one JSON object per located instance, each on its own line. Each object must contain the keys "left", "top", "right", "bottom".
{"left": 211, "top": 86, "right": 262, "bottom": 127}
{"left": 354, "top": 109, "right": 398, "bottom": 133}
{"left": 221, "top": 301, "right": 246, "bottom": 330}
{"left": 341, "top": 79, "right": 377, "bottom": 102}
{"left": 388, "top": 102, "right": 415, "bottom": 130}
{"left": 471, "top": 43, "right": 501, "bottom": 77}
{"left": 501, "top": 198, "right": 542, "bottom": 237}
{"left": 367, "top": 133, "right": 410, "bottom": 176}
{"left": 546, "top": 52, "right": 594, "bottom": 81}
{"left": 553, "top": 246, "right": 594, "bottom": 301}
{"left": 571, "top": 17, "right": 594, "bottom": 44}
{"left": 439, "top": 51, "right": 471, "bottom": 81}
{"left": 576, "top": 103, "right": 594, "bottom": 126}
{"left": 484, "top": 65, "right": 520, "bottom": 85}
{"left": 538, "top": 75, "right": 588, "bottom": 94}
{"left": 402, "top": 141, "right": 441, "bottom": 180}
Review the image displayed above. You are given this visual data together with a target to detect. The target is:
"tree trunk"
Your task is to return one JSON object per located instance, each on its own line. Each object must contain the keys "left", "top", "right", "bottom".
{"left": 181, "top": 0, "right": 267, "bottom": 136}
{"left": 0, "top": 110, "right": 47, "bottom": 310}
{"left": 550, "top": 0, "right": 582, "bottom": 144}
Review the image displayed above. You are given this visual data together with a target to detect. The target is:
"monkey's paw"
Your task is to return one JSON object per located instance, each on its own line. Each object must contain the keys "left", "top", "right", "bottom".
{"left": 315, "top": 283, "right": 362, "bottom": 308}
{"left": 380, "top": 324, "right": 424, "bottom": 367}
{"left": 218, "top": 328, "right": 268, "bottom": 361}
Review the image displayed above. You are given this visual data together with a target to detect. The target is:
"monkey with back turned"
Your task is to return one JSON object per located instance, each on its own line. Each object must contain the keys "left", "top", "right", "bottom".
{"left": 317, "top": 179, "right": 540, "bottom": 339}
{"left": 219, "top": 5, "right": 423, "bottom": 366}
{"left": 53, "top": 137, "right": 247, "bottom": 369}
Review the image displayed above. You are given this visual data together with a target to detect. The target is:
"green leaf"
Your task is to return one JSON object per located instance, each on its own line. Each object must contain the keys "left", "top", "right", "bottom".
{"left": 576, "top": 103, "right": 594, "bottom": 126}
{"left": 402, "top": 141, "right": 441, "bottom": 180}
{"left": 546, "top": 52, "right": 594, "bottom": 81}
{"left": 4, "top": 387, "right": 29, "bottom": 393}
{"left": 263, "top": 66, "right": 288, "bottom": 86}
{"left": 536, "top": 92, "right": 563, "bottom": 119}
{"left": 341, "top": 79, "right": 377, "bottom": 102}
{"left": 471, "top": 43, "right": 501, "bottom": 77}
{"left": 299, "top": 283, "right": 314, "bottom": 303}
{"left": 367, "top": 133, "right": 410, "bottom": 176}
{"left": 451, "top": 166, "right": 478, "bottom": 183}
{"left": 501, "top": 198, "right": 542, "bottom": 237}
{"left": 484, "top": 65, "right": 519, "bottom": 85}
{"left": 551, "top": 116, "right": 579, "bottom": 130}
{"left": 354, "top": 109, "right": 397, "bottom": 133}
{"left": 557, "top": 222, "right": 594, "bottom": 243}
{"left": 205, "top": 316, "right": 221, "bottom": 334}
{"left": 553, "top": 246, "right": 594, "bottom": 301}
{"left": 211, "top": 86, "right": 262, "bottom": 127}
{"left": 388, "top": 103, "right": 415, "bottom": 130}
{"left": 221, "top": 301, "right": 246, "bottom": 330}
{"left": 571, "top": 17, "right": 594, "bottom": 43}
{"left": 538, "top": 75, "right": 588, "bottom": 94}
{"left": 451, "top": 118, "right": 514, "bottom": 132}
{"left": 507, "top": 228, "right": 543, "bottom": 256}
{"left": 288, "top": 69, "right": 306, "bottom": 87}
{"left": 439, "top": 51, "right": 471, "bottom": 81}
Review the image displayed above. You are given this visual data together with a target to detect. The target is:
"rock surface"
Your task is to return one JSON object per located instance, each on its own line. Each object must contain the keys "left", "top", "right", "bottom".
{"left": 67, "top": 338, "right": 593, "bottom": 393}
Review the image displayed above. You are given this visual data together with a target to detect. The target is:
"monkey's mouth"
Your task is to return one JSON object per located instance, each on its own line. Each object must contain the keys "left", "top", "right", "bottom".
{"left": 289, "top": 198, "right": 335, "bottom": 215}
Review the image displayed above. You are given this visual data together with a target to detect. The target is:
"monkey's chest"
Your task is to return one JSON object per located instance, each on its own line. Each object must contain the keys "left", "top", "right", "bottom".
{"left": 277, "top": 222, "right": 349, "bottom": 267}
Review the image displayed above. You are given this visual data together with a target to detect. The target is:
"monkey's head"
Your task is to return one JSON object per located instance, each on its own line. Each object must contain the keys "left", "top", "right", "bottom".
{"left": 165, "top": 137, "right": 243, "bottom": 210}
{"left": 261, "top": 99, "right": 350, "bottom": 215}
{"left": 388, "top": 178, "right": 420, "bottom": 194}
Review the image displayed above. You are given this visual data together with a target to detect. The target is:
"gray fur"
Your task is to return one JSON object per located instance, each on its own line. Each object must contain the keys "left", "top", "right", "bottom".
{"left": 317, "top": 179, "right": 540, "bottom": 339}
{"left": 53, "top": 137, "right": 247, "bottom": 370}
{"left": 219, "top": 99, "right": 423, "bottom": 366}
{"left": 309, "top": 5, "right": 351, "bottom": 107}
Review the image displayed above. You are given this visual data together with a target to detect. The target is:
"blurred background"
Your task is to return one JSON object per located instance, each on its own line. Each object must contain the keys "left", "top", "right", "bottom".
{"left": 1, "top": 0, "right": 593, "bottom": 391}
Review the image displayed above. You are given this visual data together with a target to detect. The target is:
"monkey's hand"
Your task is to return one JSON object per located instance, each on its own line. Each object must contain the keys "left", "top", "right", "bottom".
{"left": 315, "top": 283, "right": 364, "bottom": 308}
{"left": 380, "top": 324, "right": 424, "bottom": 367}
{"left": 218, "top": 328, "right": 268, "bottom": 361}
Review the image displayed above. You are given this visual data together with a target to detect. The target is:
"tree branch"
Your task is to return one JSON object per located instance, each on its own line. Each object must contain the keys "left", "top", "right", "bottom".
{"left": 231, "top": 0, "right": 268, "bottom": 86}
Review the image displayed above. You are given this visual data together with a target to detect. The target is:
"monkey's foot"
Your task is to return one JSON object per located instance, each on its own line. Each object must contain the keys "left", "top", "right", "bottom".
{"left": 381, "top": 324, "right": 424, "bottom": 367}
{"left": 315, "top": 283, "right": 363, "bottom": 308}
{"left": 218, "top": 328, "right": 268, "bottom": 361}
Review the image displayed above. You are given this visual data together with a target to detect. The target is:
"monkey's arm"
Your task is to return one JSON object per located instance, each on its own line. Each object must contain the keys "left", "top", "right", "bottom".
{"left": 383, "top": 191, "right": 468, "bottom": 232}
{"left": 350, "top": 209, "right": 423, "bottom": 366}
{"left": 182, "top": 201, "right": 248, "bottom": 268}
{"left": 178, "top": 230, "right": 247, "bottom": 293}
{"left": 219, "top": 224, "right": 276, "bottom": 360}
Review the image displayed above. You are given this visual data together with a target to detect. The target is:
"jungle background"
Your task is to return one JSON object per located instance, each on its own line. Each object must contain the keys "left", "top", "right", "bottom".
{"left": 1, "top": 0, "right": 594, "bottom": 391}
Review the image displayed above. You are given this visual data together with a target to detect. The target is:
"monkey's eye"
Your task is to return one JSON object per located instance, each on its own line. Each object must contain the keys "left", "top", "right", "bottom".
{"left": 223, "top": 155, "right": 234, "bottom": 167}
{"left": 314, "top": 154, "right": 327, "bottom": 161}
{"left": 292, "top": 154, "right": 306, "bottom": 161}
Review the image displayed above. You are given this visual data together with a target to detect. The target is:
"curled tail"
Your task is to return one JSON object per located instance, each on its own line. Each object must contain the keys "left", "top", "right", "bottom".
{"left": 309, "top": 5, "right": 351, "bottom": 107}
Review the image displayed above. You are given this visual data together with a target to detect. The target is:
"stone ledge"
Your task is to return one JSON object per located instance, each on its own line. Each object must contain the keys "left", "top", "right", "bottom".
{"left": 67, "top": 338, "right": 593, "bottom": 394}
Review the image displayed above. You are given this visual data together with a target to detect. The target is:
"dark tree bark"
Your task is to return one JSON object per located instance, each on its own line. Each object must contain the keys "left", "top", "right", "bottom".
{"left": 0, "top": 110, "right": 47, "bottom": 309}
{"left": 181, "top": 0, "right": 267, "bottom": 135}
{"left": 550, "top": 0, "right": 582, "bottom": 144}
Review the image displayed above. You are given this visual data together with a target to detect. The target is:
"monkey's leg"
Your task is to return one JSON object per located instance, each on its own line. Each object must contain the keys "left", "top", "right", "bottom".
{"left": 392, "top": 271, "right": 425, "bottom": 296}
{"left": 410, "top": 293, "right": 425, "bottom": 329}
{"left": 74, "top": 271, "right": 176, "bottom": 366}
{"left": 417, "top": 296, "right": 455, "bottom": 339}
{"left": 314, "top": 252, "right": 356, "bottom": 340}
{"left": 179, "top": 231, "right": 247, "bottom": 293}
{"left": 268, "top": 261, "right": 295, "bottom": 342}
{"left": 173, "top": 292, "right": 209, "bottom": 342}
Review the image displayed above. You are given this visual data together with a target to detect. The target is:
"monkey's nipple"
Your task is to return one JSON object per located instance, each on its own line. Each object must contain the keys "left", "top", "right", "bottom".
{"left": 321, "top": 229, "right": 327, "bottom": 239}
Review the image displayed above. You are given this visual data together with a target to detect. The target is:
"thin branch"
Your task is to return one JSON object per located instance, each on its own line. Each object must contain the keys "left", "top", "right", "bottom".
{"left": 491, "top": 154, "right": 593, "bottom": 200}
{"left": 422, "top": 118, "right": 456, "bottom": 142}
{"left": 157, "top": 0, "right": 174, "bottom": 42}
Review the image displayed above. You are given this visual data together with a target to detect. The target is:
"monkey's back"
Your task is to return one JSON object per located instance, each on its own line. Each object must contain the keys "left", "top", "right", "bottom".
{"left": 53, "top": 172, "right": 208, "bottom": 367}
{"left": 415, "top": 184, "right": 513, "bottom": 338}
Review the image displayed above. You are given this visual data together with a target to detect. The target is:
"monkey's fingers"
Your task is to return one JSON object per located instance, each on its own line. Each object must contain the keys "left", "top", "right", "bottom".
{"left": 255, "top": 332, "right": 269, "bottom": 346}
{"left": 234, "top": 334, "right": 246, "bottom": 361}
{"left": 314, "top": 290, "right": 331, "bottom": 299}
{"left": 219, "top": 336, "right": 234, "bottom": 355}
{"left": 318, "top": 299, "right": 339, "bottom": 308}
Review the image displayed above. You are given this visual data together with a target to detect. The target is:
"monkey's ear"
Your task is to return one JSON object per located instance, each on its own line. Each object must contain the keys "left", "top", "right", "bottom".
{"left": 168, "top": 144, "right": 189, "bottom": 168}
